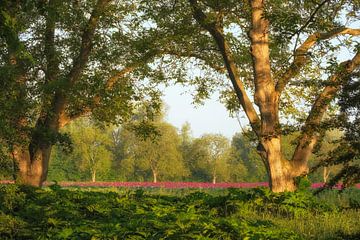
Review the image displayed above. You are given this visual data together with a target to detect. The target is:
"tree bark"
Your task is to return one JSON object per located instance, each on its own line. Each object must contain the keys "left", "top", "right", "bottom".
{"left": 248, "top": 0, "right": 296, "bottom": 192}
{"left": 212, "top": 175, "right": 216, "bottom": 184}
{"left": 262, "top": 137, "right": 296, "bottom": 192}
{"left": 13, "top": 145, "right": 52, "bottom": 186}
{"left": 323, "top": 167, "right": 330, "bottom": 183}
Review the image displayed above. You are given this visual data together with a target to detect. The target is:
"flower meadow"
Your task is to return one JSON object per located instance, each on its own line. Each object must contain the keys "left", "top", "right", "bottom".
{"left": 1, "top": 180, "right": 359, "bottom": 189}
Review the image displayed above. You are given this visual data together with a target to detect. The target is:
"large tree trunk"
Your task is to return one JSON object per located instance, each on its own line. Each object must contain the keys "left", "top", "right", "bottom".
{"left": 13, "top": 144, "right": 52, "bottom": 187}
{"left": 249, "top": 0, "right": 295, "bottom": 192}
{"left": 262, "top": 137, "right": 296, "bottom": 192}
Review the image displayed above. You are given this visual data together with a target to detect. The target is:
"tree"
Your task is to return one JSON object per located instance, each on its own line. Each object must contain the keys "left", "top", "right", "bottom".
{"left": 47, "top": 118, "right": 114, "bottom": 182}
{"left": 231, "top": 132, "right": 267, "bottom": 182}
{"left": 141, "top": 0, "right": 360, "bottom": 191}
{"left": 71, "top": 119, "right": 113, "bottom": 182}
{"left": 0, "top": 0, "right": 163, "bottom": 186}
{"left": 308, "top": 130, "right": 343, "bottom": 183}
{"left": 188, "top": 134, "right": 231, "bottom": 183}
{"left": 179, "top": 122, "right": 193, "bottom": 168}
{"left": 119, "top": 121, "right": 189, "bottom": 182}
{"left": 48, "top": 145, "right": 82, "bottom": 182}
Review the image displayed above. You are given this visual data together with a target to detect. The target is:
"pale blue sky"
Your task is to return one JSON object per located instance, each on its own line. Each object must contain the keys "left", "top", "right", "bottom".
{"left": 162, "top": 85, "right": 244, "bottom": 139}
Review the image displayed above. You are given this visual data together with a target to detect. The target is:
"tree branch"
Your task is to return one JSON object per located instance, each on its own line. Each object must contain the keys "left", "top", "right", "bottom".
{"left": 67, "top": 0, "right": 111, "bottom": 84}
{"left": 276, "top": 27, "right": 360, "bottom": 94}
{"left": 291, "top": 51, "right": 360, "bottom": 175}
{"left": 44, "top": 0, "right": 59, "bottom": 84}
{"left": 289, "top": 0, "right": 330, "bottom": 39}
{"left": 189, "top": 0, "right": 261, "bottom": 136}
{"left": 55, "top": 0, "right": 111, "bottom": 127}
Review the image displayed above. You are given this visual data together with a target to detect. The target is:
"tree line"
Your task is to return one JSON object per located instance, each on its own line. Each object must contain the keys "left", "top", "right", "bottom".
{"left": 47, "top": 112, "right": 268, "bottom": 183}
{"left": 0, "top": 108, "right": 340, "bottom": 184}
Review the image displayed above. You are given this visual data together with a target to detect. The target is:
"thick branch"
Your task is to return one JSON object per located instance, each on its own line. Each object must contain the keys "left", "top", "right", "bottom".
{"left": 189, "top": 0, "right": 261, "bottom": 135}
{"left": 44, "top": 0, "right": 59, "bottom": 83}
{"left": 276, "top": 27, "right": 360, "bottom": 93}
{"left": 52, "top": 0, "right": 110, "bottom": 128}
{"left": 291, "top": 51, "right": 360, "bottom": 174}
{"left": 67, "top": 0, "right": 111, "bottom": 84}
{"left": 249, "top": 0, "right": 278, "bottom": 137}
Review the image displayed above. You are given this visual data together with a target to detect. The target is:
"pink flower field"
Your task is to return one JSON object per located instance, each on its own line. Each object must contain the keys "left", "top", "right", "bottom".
{"left": 1, "top": 180, "right": 359, "bottom": 189}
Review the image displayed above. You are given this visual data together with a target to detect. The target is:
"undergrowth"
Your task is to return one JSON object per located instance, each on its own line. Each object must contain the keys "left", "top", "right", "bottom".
{"left": 0, "top": 184, "right": 359, "bottom": 239}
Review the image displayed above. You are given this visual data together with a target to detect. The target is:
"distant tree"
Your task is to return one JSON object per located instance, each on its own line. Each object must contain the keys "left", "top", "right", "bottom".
{"left": 179, "top": 122, "right": 193, "bottom": 170}
{"left": 308, "top": 130, "right": 343, "bottom": 183}
{"left": 71, "top": 119, "right": 113, "bottom": 182}
{"left": 48, "top": 145, "right": 82, "bottom": 182}
{"left": 48, "top": 118, "right": 113, "bottom": 182}
{"left": 119, "top": 121, "right": 188, "bottom": 182}
{"left": 188, "top": 134, "right": 231, "bottom": 183}
{"left": 231, "top": 132, "right": 267, "bottom": 182}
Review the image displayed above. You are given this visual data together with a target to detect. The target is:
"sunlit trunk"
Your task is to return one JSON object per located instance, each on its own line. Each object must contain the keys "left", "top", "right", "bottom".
{"left": 262, "top": 137, "right": 296, "bottom": 192}
{"left": 212, "top": 175, "right": 216, "bottom": 184}
{"left": 153, "top": 171, "right": 157, "bottom": 183}
{"left": 323, "top": 167, "right": 330, "bottom": 183}
{"left": 91, "top": 170, "right": 96, "bottom": 182}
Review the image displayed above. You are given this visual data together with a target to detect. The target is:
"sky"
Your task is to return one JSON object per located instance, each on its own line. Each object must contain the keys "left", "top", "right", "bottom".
{"left": 162, "top": 85, "right": 245, "bottom": 139}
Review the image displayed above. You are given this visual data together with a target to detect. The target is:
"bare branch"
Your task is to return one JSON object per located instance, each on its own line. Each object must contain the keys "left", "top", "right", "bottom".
{"left": 289, "top": 0, "right": 330, "bottom": 39}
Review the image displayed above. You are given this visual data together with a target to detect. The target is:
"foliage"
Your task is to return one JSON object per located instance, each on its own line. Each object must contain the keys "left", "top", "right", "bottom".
{"left": 48, "top": 118, "right": 113, "bottom": 182}
{"left": 231, "top": 132, "right": 267, "bottom": 182}
{"left": 0, "top": 0, "right": 166, "bottom": 185}
{"left": 313, "top": 71, "right": 360, "bottom": 188}
{"left": 186, "top": 134, "right": 233, "bottom": 183}
{"left": 118, "top": 120, "right": 189, "bottom": 182}
{"left": 1, "top": 185, "right": 360, "bottom": 239}
{"left": 44, "top": 115, "right": 345, "bottom": 183}
{"left": 71, "top": 119, "right": 113, "bottom": 182}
